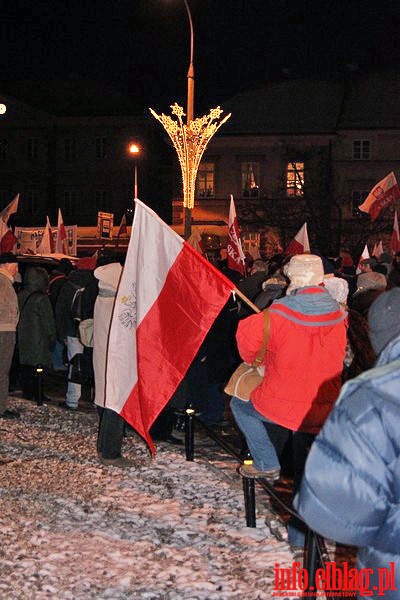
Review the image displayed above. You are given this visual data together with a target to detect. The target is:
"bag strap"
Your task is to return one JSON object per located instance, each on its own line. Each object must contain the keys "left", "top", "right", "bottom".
{"left": 251, "top": 310, "right": 270, "bottom": 367}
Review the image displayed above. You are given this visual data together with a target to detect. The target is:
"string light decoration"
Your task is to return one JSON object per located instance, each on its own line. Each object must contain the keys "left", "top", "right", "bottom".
{"left": 149, "top": 103, "right": 231, "bottom": 209}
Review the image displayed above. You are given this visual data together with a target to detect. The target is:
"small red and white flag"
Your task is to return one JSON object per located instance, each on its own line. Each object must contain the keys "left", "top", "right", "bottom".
{"left": 0, "top": 194, "right": 19, "bottom": 224}
{"left": 227, "top": 195, "right": 245, "bottom": 275}
{"left": 285, "top": 222, "right": 310, "bottom": 255}
{"left": 187, "top": 227, "right": 205, "bottom": 255}
{"left": 105, "top": 200, "right": 234, "bottom": 453}
{"left": 117, "top": 213, "right": 128, "bottom": 238}
{"left": 37, "top": 216, "right": 54, "bottom": 254}
{"left": 56, "top": 208, "right": 67, "bottom": 254}
{"left": 356, "top": 244, "right": 370, "bottom": 274}
{"left": 391, "top": 210, "right": 400, "bottom": 255}
{"left": 372, "top": 240, "right": 384, "bottom": 260}
{"left": 358, "top": 172, "right": 400, "bottom": 221}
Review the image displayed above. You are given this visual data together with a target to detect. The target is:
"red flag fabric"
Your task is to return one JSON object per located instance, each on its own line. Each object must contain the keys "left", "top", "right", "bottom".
{"left": 105, "top": 200, "right": 234, "bottom": 453}
{"left": 358, "top": 172, "right": 400, "bottom": 221}
{"left": 76, "top": 251, "right": 98, "bottom": 270}
{"left": 285, "top": 222, "right": 310, "bottom": 255}
{"left": 0, "top": 194, "right": 19, "bottom": 224}
{"left": 391, "top": 211, "right": 400, "bottom": 255}
{"left": 0, "top": 229, "right": 18, "bottom": 253}
{"left": 227, "top": 195, "right": 245, "bottom": 275}
{"left": 56, "top": 208, "right": 67, "bottom": 254}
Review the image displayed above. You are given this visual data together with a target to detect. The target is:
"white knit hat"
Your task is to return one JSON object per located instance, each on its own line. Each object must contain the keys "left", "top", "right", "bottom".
{"left": 323, "top": 276, "right": 349, "bottom": 305}
{"left": 285, "top": 254, "right": 324, "bottom": 294}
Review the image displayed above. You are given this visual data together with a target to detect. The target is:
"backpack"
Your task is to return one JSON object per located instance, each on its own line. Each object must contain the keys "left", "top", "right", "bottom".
{"left": 70, "top": 283, "right": 85, "bottom": 323}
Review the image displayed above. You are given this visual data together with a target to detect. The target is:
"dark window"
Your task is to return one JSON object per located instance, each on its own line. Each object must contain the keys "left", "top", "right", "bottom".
{"left": 64, "top": 138, "right": 77, "bottom": 161}
{"left": 352, "top": 140, "right": 370, "bottom": 160}
{"left": 95, "top": 137, "right": 107, "bottom": 159}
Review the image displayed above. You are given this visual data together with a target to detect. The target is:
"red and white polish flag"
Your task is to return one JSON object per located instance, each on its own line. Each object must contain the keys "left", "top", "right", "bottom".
{"left": 285, "top": 222, "right": 310, "bottom": 255}
{"left": 356, "top": 244, "right": 370, "bottom": 274}
{"left": 56, "top": 208, "right": 67, "bottom": 254}
{"left": 359, "top": 172, "right": 400, "bottom": 221}
{"left": 391, "top": 210, "right": 400, "bottom": 255}
{"left": 227, "top": 195, "right": 246, "bottom": 275}
{"left": 105, "top": 200, "right": 234, "bottom": 453}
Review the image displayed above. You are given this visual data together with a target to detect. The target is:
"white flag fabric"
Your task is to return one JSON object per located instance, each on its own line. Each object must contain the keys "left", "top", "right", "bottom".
{"left": 356, "top": 244, "right": 370, "bottom": 274}
{"left": 37, "top": 216, "right": 53, "bottom": 254}
{"left": 56, "top": 208, "right": 67, "bottom": 254}
{"left": 105, "top": 200, "right": 233, "bottom": 453}
{"left": 0, "top": 194, "right": 19, "bottom": 224}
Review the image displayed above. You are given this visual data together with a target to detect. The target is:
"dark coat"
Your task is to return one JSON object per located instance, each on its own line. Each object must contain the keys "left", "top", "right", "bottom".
{"left": 55, "top": 270, "right": 94, "bottom": 341}
{"left": 17, "top": 267, "right": 56, "bottom": 368}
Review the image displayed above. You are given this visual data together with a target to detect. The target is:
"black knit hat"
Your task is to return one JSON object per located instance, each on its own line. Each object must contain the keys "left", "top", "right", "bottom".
{"left": 368, "top": 288, "right": 400, "bottom": 354}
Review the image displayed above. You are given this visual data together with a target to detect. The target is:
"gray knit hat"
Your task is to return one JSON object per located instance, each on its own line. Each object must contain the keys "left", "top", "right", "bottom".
{"left": 368, "top": 288, "right": 400, "bottom": 354}
{"left": 354, "top": 272, "right": 387, "bottom": 295}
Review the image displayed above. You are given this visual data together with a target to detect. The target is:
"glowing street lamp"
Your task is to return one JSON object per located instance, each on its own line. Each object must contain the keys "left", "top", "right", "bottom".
{"left": 128, "top": 143, "right": 140, "bottom": 200}
{"left": 151, "top": 0, "right": 230, "bottom": 239}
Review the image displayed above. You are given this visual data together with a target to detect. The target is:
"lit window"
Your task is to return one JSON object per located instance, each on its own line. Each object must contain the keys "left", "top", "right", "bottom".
{"left": 241, "top": 162, "right": 260, "bottom": 197}
{"left": 95, "top": 137, "right": 107, "bottom": 159}
{"left": 286, "top": 161, "right": 304, "bottom": 196}
{"left": 64, "top": 138, "right": 77, "bottom": 161}
{"left": 27, "top": 139, "right": 39, "bottom": 160}
{"left": 196, "top": 162, "right": 215, "bottom": 197}
{"left": 0, "top": 139, "right": 9, "bottom": 159}
{"left": 353, "top": 140, "right": 370, "bottom": 160}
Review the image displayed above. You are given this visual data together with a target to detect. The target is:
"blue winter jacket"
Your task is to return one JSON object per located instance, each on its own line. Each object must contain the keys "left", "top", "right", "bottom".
{"left": 294, "top": 333, "right": 400, "bottom": 599}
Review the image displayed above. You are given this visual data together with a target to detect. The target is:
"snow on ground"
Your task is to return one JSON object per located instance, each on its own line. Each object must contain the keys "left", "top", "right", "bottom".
{"left": 0, "top": 396, "right": 300, "bottom": 599}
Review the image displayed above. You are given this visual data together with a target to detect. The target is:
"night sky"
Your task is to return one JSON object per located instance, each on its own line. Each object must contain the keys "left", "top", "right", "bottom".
{"left": 2, "top": 0, "right": 400, "bottom": 113}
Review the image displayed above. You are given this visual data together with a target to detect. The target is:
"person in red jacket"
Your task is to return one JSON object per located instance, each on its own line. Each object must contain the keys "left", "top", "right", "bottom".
{"left": 230, "top": 253, "right": 347, "bottom": 550}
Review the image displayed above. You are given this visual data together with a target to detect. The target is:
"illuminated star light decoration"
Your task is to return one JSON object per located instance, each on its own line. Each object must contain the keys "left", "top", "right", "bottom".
{"left": 150, "top": 103, "right": 231, "bottom": 209}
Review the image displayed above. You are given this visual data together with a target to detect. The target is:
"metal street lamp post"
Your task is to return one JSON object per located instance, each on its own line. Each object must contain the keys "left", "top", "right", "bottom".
{"left": 128, "top": 143, "right": 140, "bottom": 201}
{"left": 183, "top": 0, "right": 195, "bottom": 239}
{"left": 150, "top": 2, "right": 230, "bottom": 239}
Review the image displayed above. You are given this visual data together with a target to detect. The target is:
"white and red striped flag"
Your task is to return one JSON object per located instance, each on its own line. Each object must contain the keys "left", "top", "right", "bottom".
{"left": 285, "top": 222, "right": 310, "bottom": 255}
{"left": 391, "top": 211, "right": 400, "bottom": 255}
{"left": 0, "top": 194, "right": 19, "bottom": 224}
{"left": 227, "top": 195, "right": 245, "bottom": 275}
{"left": 359, "top": 172, "right": 400, "bottom": 221}
{"left": 56, "top": 208, "right": 67, "bottom": 254}
{"left": 105, "top": 200, "right": 234, "bottom": 453}
{"left": 356, "top": 244, "right": 370, "bottom": 274}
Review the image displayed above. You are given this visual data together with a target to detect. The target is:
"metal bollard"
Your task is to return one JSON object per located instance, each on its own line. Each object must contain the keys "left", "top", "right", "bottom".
{"left": 185, "top": 406, "right": 195, "bottom": 461}
{"left": 242, "top": 455, "right": 256, "bottom": 527}
{"left": 35, "top": 365, "right": 44, "bottom": 406}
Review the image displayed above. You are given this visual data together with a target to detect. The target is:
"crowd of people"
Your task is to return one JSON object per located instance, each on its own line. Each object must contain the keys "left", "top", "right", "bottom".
{"left": 0, "top": 245, "right": 399, "bottom": 592}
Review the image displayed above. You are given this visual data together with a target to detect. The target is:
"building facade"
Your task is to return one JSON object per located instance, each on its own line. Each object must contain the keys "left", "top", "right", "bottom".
{"left": 172, "top": 71, "right": 400, "bottom": 256}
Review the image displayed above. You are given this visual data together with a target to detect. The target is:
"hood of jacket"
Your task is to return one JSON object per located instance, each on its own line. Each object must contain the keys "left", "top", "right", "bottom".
{"left": 22, "top": 267, "right": 49, "bottom": 293}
